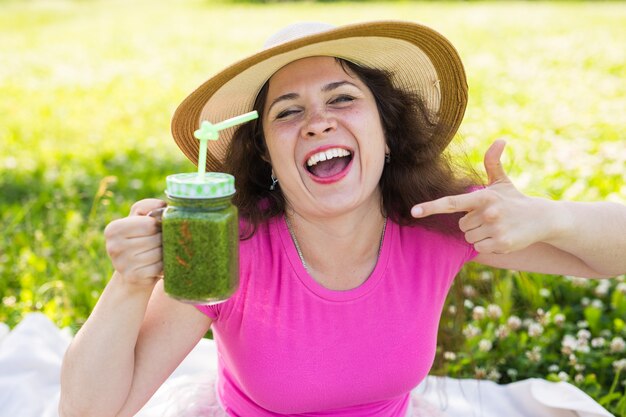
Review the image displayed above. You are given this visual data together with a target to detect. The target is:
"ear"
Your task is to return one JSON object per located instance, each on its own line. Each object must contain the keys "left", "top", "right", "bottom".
{"left": 260, "top": 152, "right": 271, "bottom": 164}
{"left": 255, "top": 134, "right": 271, "bottom": 164}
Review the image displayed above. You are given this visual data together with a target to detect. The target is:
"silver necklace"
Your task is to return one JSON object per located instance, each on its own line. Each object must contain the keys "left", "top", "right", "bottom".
{"left": 285, "top": 215, "right": 388, "bottom": 272}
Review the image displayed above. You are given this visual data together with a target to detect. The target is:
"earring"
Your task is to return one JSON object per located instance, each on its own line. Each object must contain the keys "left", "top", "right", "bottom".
{"left": 385, "top": 152, "right": 391, "bottom": 164}
{"left": 270, "top": 170, "right": 278, "bottom": 190}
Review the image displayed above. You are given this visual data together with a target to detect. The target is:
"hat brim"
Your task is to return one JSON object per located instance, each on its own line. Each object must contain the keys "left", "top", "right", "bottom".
{"left": 171, "top": 20, "right": 468, "bottom": 172}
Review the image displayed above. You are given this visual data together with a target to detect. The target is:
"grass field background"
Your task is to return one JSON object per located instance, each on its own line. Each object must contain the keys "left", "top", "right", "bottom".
{"left": 1, "top": 0, "right": 625, "bottom": 414}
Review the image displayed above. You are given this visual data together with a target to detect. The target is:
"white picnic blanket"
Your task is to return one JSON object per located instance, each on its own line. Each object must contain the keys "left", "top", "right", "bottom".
{"left": 0, "top": 313, "right": 615, "bottom": 417}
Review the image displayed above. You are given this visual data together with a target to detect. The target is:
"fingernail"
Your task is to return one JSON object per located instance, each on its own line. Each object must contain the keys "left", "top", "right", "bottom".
{"left": 148, "top": 207, "right": 165, "bottom": 224}
{"left": 411, "top": 207, "right": 423, "bottom": 217}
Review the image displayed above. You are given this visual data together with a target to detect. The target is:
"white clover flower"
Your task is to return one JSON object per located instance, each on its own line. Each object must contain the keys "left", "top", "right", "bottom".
{"left": 569, "top": 354, "right": 578, "bottom": 365}
{"left": 575, "top": 374, "right": 584, "bottom": 384}
{"left": 448, "top": 305, "right": 457, "bottom": 315}
{"left": 444, "top": 351, "right": 457, "bottom": 361}
{"left": 616, "top": 282, "right": 626, "bottom": 295}
{"left": 558, "top": 371, "right": 570, "bottom": 381}
{"left": 528, "top": 322, "right": 544, "bottom": 338}
{"left": 480, "top": 271, "right": 493, "bottom": 281}
{"left": 464, "top": 299, "right": 474, "bottom": 309}
{"left": 463, "top": 285, "right": 477, "bottom": 298}
{"left": 475, "top": 367, "right": 487, "bottom": 379}
{"left": 507, "top": 316, "right": 522, "bottom": 330}
{"left": 553, "top": 313, "right": 566, "bottom": 326}
{"left": 610, "top": 337, "right": 626, "bottom": 353}
{"left": 472, "top": 306, "right": 486, "bottom": 321}
{"left": 575, "top": 338, "right": 590, "bottom": 354}
{"left": 574, "top": 363, "right": 586, "bottom": 372}
{"left": 507, "top": 368, "right": 518, "bottom": 378}
{"left": 548, "top": 364, "right": 560, "bottom": 373}
{"left": 594, "top": 281, "right": 611, "bottom": 297}
{"left": 479, "top": 339, "right": 493, "bottom": 352}
{"left": 616, "top": 275, "right": 625, "bottom": 282}
{"left": 2, "top": 296, "right": 16, "bottom": 307}
{"left": 613, "top": 359, "right": 626, "bottom": 372}
{"left": 525, "top": 346, "right": 542, "bottom": 363}
{"left": 591, "top": 299, "right": 604, "bottom": 310}
{"left": 577, "top": 329, "right": 591, "bottom": 341}
{"left": 591, "top": 337, "right": 605, "bottom": 348}
{"left": 495, "top": 324, "right": 509, "bottom": 339}
{"left": 487, "top": 304, "right": 502, "bottom": 320}
{"left": 562, "top": 335, "right": 577, "bottom": 355}
{"left": 539, "top": 288, "right": 551, "bottom": 298}
{"left": 463, "top": 324, "right": 481, "bottom": 338}
{"left": 568, "top": 276, "right": 589, "bottom": 287}
{"left": 578, "top": 345, "right": 590, "bottom": 354}
{"left": 581, "top": 297, "right": 590, "bottom": 307}
{"left": 487, "top": 369, "right": 501, "bottom": 381}
{"left": 577, "top": 320, "right": 589, "bottom": 329}
{"left": 523, "top": 318, "right": 534, "bottom": 328}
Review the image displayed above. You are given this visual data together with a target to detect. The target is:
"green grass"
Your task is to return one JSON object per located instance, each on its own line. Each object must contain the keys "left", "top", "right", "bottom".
{"left": 1, "top": 0, "right": 625, "bottom": 414}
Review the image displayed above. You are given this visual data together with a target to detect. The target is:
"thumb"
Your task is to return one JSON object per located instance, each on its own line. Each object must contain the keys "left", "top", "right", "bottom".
{"left": 130, "top": 198, "right": 166, "bottom": 216}
{"left": 484, "top": 139, "right": 509, "bottom": 185}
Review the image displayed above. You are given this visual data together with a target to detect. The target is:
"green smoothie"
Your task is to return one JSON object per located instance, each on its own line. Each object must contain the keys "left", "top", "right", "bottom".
{"left": 162, "top": 173, "right": 239, "bottom": 304}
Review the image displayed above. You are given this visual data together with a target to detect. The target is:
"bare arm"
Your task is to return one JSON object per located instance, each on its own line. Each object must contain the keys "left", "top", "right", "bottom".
{"left": 116, "top": 281, "right": 212, "bottom": 417}
{"left": 59, "top": 199, "right": 213, "bottom": 417}
{"left": 473, "top": 200, "right": 626, "bottom": 277}
{"left": 412, "top": 140, "right": 626, "bottom": 278}
{"left": 540, "top": 200, "right": 626, "bottom": 275}
{"left": 59, "top": 273, "right": 153, "bottom": 417}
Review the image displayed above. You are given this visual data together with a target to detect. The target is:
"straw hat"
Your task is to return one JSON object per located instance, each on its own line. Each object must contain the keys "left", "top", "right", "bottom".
{"left": 171, "top": 20, "right": 468, "bottom": 172}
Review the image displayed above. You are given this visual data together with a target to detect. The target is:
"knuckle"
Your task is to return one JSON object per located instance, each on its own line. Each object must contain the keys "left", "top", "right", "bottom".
{"left": 130, "top": 199, "right": 166, "bottom": 216}
{"left": 483, "top": 207, "right": 500, "bottom": 222}
{"left": 473, "top": 241, "right": 485, "bottom": 253}
{"left": 105, "top": 240, "right": 122, "bottom": 258}
{"left": 458, "top": 213, "right": 473, "bottom": 232}
{"left": 103, "top": 220, "right": 119, "bottom": 239}
{"left": 129, "top": 201, "right": 144, "bottom": 216}
{"left": 447, "top": 197, "right": 459, "bottom": 212}
{"left": 482, "top": 189, "right": 498, "bottom": 203}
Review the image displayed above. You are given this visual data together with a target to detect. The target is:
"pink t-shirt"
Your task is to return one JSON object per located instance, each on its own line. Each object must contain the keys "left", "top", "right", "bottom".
{"left": 196, "top": 216, "right": 477, "bottom": 416}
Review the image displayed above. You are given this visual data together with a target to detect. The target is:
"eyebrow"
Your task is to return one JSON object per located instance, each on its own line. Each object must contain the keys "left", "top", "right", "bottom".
{"left": 267, "top": 81, "right": 359, "bottom": 114}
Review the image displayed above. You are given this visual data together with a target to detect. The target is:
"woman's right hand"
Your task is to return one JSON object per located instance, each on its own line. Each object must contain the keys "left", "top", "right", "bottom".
{"left": 104, "top": 198, "right": 167, "bottom": 287}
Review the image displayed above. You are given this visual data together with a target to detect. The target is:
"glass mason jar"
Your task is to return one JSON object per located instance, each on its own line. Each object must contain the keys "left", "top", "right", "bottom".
{"left": 161, "top": 173, "right": 239, "bottom": 304}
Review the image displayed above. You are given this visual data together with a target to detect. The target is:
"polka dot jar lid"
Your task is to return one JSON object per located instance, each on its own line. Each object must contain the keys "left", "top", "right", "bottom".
{"left": 166, "top": 172, "right": 235, "bottom": 199}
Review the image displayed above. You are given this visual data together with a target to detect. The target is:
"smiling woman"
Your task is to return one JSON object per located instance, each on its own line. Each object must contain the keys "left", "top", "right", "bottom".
{"left": 58, "top": 19, "right": 626, "bottom": 417}
{"left": 230, "top": 56, "right": 477, "bottom": 234}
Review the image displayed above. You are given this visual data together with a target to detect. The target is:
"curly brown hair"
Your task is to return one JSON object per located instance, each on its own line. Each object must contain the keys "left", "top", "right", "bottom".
{"left": 225, "top": 58, "right": 481, "bottom": 238}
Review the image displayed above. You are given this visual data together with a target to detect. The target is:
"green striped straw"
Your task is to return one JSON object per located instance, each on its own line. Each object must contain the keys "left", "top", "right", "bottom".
{"left": 193, "top": 110, "right": 259, "bottom": 176}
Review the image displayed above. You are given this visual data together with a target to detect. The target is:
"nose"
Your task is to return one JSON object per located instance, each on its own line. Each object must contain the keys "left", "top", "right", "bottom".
{"left": 302, "top": 109, "right": 336, "bottom": 138}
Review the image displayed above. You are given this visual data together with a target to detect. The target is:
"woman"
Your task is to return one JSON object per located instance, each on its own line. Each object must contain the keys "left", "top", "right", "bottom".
{"left": 59, "top": 21, "right": 626, "bottom": 417}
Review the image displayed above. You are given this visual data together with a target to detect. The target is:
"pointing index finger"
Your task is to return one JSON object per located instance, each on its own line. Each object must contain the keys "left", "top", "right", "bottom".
{"left": 411, "top": 192, "right": 485, "bottom": 218}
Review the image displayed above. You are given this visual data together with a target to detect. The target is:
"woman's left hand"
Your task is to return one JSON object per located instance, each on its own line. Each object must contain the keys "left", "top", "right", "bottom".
{"left": 411, "top": 140, "right": 551, "bottom": 254}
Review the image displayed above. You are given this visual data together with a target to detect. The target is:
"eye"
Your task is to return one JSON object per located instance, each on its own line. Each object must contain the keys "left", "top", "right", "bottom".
{"left": 275, "top": 108, "right": 301, "bottom": 120}
{"left": 329, "top": 94, "right": 355, "bottom": 105}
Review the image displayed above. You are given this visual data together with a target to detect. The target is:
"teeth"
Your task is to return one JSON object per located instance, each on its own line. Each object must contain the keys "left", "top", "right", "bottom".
{"left": 307, "top": 148, "right": 350, "bottom": 167}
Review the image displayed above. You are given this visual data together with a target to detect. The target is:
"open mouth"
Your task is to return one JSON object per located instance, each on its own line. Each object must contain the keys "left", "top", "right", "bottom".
{"left": 305, "top": 147, "right": 353, "bottom": 180}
